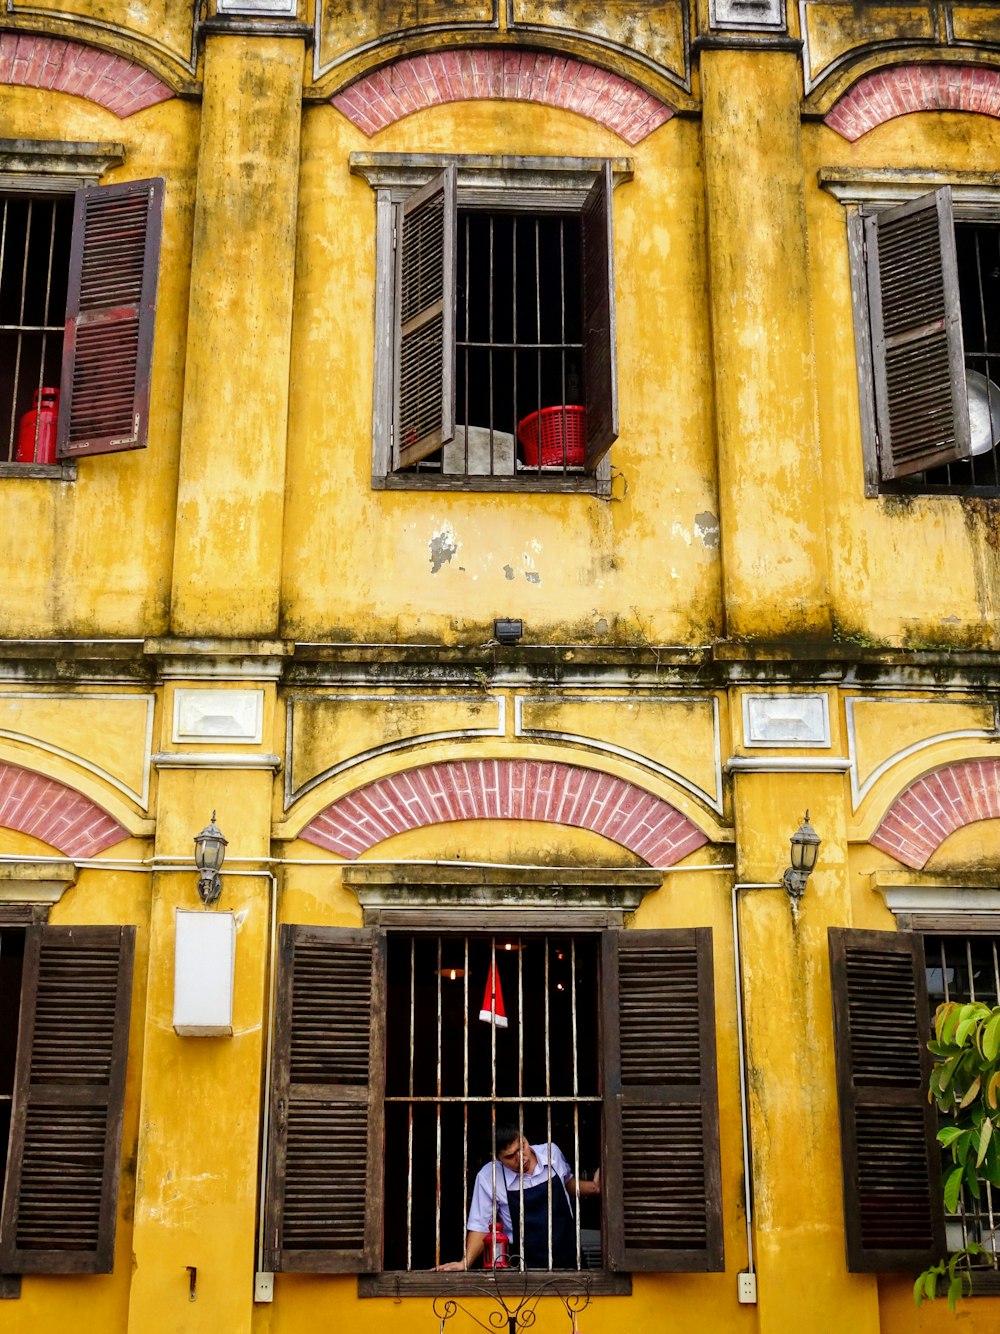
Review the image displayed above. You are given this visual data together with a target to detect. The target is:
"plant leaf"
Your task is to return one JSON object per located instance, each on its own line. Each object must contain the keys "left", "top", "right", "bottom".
{"left": 983, "top": 1014, "right": 1000, "bottom": 1062}
{"left": 947, "top": 1274, "right": 963, "bottom": 1311}
{"left": 938, "top": 1125, "right": 967, "bottom": 1146}
{"left": 960, "top": 1075, "right": 983, "bottom": 1109}
{"left": 977, "top": 1116, "right": 995, "bottom": 1168}
{"left": 988, "top": 1072, "right": 1000, "bottom": 1111}
{"left": 944, "top": 1163, "right": 965, "bottom": 1212}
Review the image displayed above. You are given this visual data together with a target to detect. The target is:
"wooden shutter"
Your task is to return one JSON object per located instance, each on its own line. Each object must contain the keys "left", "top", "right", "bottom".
{"left": 264, "top": 925, "right": 386, "bottom": 1272}
{"left": 602, "top": 928, "right": 723, "bottom": 1272}
{"left": 581, "top": 161, "right": 619, "bottom": 470}
{"left": 865, "top": 187, "right": 970, "bottom": 479}
{"left": 393, "top": 167, "right": 456, "bottom": 469}
{"left": 57, "top": 177, "right": 164, "bottom": 459}
{"left": 829, "top": 927, "right": 946, "bottom": 1272}
{"left": 0, "top": 925, "right": 135, "bottom": 1274}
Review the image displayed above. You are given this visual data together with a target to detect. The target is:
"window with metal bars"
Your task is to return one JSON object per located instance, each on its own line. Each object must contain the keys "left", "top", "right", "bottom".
{"left": 262, "top": 922, "right": 725, "bottom": 1289}
{"left": 853, "top": 187, "right": 1000, "bottom": 494}
{"left": 357, "top": 155, "right": 623, "bottom": 493}
{"left": 925, "top": 933, "right": 1000, "bottom": 1271}
{"left": 383, "top": 933, "right": 601, "bottom": 1272}
{"left": 0, "top": 175, "right": 163, "bottom": 470}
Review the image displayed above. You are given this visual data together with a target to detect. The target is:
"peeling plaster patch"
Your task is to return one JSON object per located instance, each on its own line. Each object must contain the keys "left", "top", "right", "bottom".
{"left": 529, "top": 539, "right": 542, "bottom": 554}
{"left": 695, "top": 511, "right": 720, "bottom": 548}
{"left": 525, "top": 572, "right": 541, "bottom": 584}
{"left": 671, "top": 521, "right": 692, "bottom": 546}
{"left": 503, "top": 564, "right": 515, "bottom": 581}
{"left": 941, "top": 614, "right": 960, "bottom": 624}
{"left": 595, "top": 617, "right": 609, "bottom": 635}
{"left": 429, "top": 524, "right": 459, "bottom": 573}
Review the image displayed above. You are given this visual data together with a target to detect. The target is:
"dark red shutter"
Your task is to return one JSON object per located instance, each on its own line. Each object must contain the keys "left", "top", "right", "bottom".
{"left": 581, "top": 161, "right": 619, "bottom": 469}
{"left": 602, "top": 928, "right": 723, "bottom": 1272}
{"left": 57, "top": 177, "right": 164, "bottom": 459}
{"left": 393, "top": 167, "right": 457, "bottom": 469}
{"left": 865, "top": 187, "right": 970, "bottom": 479}
{"left": 0, "top": 925, "right": 135, "bottom": 1274}
{"left": 265, "top": 925, "right": 386, "bottom": 1273}
{"left": 829, "top": 927, "right": 946, "bottom": 1271}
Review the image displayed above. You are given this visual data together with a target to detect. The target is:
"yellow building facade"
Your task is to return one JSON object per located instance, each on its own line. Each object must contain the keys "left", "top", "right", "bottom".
{"left": 0, "top": 1, "right": 999, "bottom": 1331}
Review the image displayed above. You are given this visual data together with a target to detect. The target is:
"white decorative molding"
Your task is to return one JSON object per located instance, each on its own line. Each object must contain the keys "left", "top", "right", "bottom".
{"left": 878, "top": 887, "right": 1000, "bottom": 916}
{"left": 173, "top": 688, "right": 264, "bottom": 744}
{"left": 153, "top": 752, "right": 281, "bottom": 771}
{"left": 844, "top": 697, "right": 1000, "bottom": 811}
{"left": 284, "top": 695, "right": 506, "bottom": 809}
{"left": 742, "top": 693, "right": 830, "bottom": 747}
{"left": 725, "top": 756, "right": 851, "bottom": 773}
{"left": 514, "top": 695, "right": 724, "bottom": 816}
{"left": 0, "top": 691, "right": 154, "bottom": 811}
{"left": 711, "top": 0, "right": 785, "bottom": 32}
{"left": 218, "top": 0, "right": 297, "bottom": 12}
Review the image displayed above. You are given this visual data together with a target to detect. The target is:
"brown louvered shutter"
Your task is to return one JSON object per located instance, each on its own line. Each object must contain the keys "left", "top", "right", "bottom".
{"left": 0, "top": 925, "right": 135, "bottom": 1274}
{"left": 829, "top": 927, "right": 945, "bottom": 1272}
{"left": 57, "top": 177, "right": 164, "bottom": 459}
{"left": 393, "top": 167, "right": 456, "bottom": 470}
{"left": 602, "top": 928, "right": 723, "bottom": 1272}
{"left": 581, "top": 161, "right": 619, "bottom": 470}
{"left": 264, "top": 925, "right": 385, "bottom": 1272}
{"left": 865, "top": 187, "right": 970, "bottom": 479}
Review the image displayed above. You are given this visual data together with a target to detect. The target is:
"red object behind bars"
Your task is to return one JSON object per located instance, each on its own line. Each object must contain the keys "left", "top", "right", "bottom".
{"left": 482, "top": 1222, "right": 510, "bottom": 1269}
{"left": 15, "top": 388, "right": 60, "bottom": 464}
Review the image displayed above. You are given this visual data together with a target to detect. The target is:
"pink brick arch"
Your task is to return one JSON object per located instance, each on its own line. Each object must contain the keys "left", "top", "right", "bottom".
{"left": 871, "top": 758, "right": 1000, "bottom": 869}
{"left": 0, "top": 32, "right": 173, "bottom": 118}
{"left": 0, "top": 761, "right": 128, "bottom": 857}
{"left": 824, "top": 64, "right": 1000, "bottom": 142}
{"left": 332, "top": 49, "right": 673, "bottom": 145}
{"left": 299, "top": 759, "right": 708, "bottom": 866}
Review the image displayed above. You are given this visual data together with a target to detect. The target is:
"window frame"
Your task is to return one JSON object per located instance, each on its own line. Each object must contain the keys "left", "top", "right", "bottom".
{"left": 0, "top": 139, "right": 163, "bottom": 478}
{"left": 821, "top": 167, "right": 1000, "bottom": 498}
{"left": 350, "top": 152, "right": 634, "bottom": 497}
{"left": 262, "top": 903, "right": 724, "bottom": 1297}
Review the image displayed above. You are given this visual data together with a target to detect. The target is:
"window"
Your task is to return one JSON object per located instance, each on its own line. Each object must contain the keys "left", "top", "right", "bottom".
{"left": 0, "top": 144, "right": 164, "bottom": 473}
{"left": 263, "top": 924, "right": 724, "bottom": 1291}
{"left": 351, "top": 154, "right": 629, "bottom": 494}
{"left": 0, "top": 923, "right": 135, "bottom": 1277}
{"left": 849, "top": 184, "right": 1000, "bottom": 495}
{"left": 925, "top": 932, "right": 1000, "bottom": 1277}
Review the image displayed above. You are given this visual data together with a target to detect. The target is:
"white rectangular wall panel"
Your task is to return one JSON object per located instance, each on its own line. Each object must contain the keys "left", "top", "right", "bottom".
{"left": 174, "top": 910, "right": 236, "bottom": 1037}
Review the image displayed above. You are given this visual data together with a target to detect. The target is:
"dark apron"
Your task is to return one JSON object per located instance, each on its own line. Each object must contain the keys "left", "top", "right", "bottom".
{"left": 508, "top": 1173, "right": 578, "bottom": 1269}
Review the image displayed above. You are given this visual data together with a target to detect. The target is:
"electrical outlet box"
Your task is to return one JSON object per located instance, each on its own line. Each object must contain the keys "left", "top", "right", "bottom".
{"left": 254, "top": 1272, "right": 274, "bottom": 1303}
{"left": 737, "top": 1271, "right": 757, "bottom": 1304}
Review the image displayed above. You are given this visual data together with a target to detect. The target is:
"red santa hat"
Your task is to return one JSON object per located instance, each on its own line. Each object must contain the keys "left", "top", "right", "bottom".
{"left": 479, "top": 959, "right": 508, "bottom": 1028}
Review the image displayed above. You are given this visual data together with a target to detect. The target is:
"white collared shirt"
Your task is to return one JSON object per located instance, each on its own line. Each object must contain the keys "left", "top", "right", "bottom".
{"left": 467, "top": 1142, "right": 572, "bottom": 1235}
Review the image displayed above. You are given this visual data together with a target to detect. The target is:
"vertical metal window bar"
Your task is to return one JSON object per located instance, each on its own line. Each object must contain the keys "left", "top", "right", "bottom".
{"left": 406, "top": 937, "right": 416, "bottom": 1272}
{"left": 463, "top": 934, "right": 470, "bottom": 1246}
{"left": 559, "top": 219, "right": 567, "bottom": 473}
{"left": 435, "top": 935, "right": 443, "bottom": 1269}
{"left": 972, "top": 230, "right": 998, "bottom": 488}
{"left": 517, "top": 933, "right": 525, "bottom": 1271}
{"left": 534, "top": 218, "right": 542, "bottom": 475}
{"left": 462, "top": 215, "right": 470, "bottom": 475}
{"left": 511, "top": 217, "right": 518, "bottom": 477}
{"left": 545, "top": 936, "right": 553, "bottom": 1270}
{"left": 571, "top": 937, "right": 581, "bottom": 1269}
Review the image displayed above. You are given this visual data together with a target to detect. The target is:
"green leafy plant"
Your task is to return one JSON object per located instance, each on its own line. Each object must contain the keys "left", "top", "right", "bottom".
{"left": 915, "top": 1000, "right": 1000, "bottom": 1310}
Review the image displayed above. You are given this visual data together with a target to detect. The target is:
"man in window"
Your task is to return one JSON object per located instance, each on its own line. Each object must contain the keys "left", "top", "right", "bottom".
{"left": 437, "top": 1122, "right": 601, "bottom": 1271}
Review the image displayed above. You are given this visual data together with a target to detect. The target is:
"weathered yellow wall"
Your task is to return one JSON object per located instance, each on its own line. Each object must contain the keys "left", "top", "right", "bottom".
{"left": 806, "top": 112, "right": 1000, "bottom": 649}
{"left": 0, "top": 87, "right": 196, "bottom": 639}
{"left": 281, "top": 101, "right": 722, "bottom": 647}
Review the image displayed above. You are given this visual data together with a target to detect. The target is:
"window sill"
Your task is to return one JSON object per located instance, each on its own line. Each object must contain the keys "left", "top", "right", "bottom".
{"left": 373, "top": 472, "right": 610, "bottom": 496}
{"left": 0, "top": 462, "right": 76, "bottom": 481}
{"left": 358, "top": 1270, "right": 632, "bottom": 1298}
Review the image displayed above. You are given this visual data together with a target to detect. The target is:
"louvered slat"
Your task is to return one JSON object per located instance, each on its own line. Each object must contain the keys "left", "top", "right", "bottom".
{"left": 393, "top": 167, "right": 456, "bottom": 469}
{"left": 829, "top": 928, "right": 946, "bottom": 1272}
{"left": 0, "top": 926, "right": 135, "bottom": 1275}
{"left": 581, "top": 161, "right": 618, "bottom": 469}
{"left": 866, "top": 187, "right": 971, "bottom": 478}
{"left": 57, "top": 177, "right": 163, "bottom": 459}
{"left": 604, "top": 929, "right": 724, "bottom": 1273}
{"left": 265, "top": 926, "right": 385, "bottom": 1273}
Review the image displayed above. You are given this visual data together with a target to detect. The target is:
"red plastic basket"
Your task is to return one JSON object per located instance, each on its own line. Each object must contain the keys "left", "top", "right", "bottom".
{"left": 517, "top": 405, "right": 587, "bottom": 467}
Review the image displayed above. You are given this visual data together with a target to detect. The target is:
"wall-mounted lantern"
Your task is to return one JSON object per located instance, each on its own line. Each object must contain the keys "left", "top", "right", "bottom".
{"left": 193, "top": 812, "right": 228, "bottom": 906}
{"left": 781, "top": 811, "right": 820, "bottom": 902}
